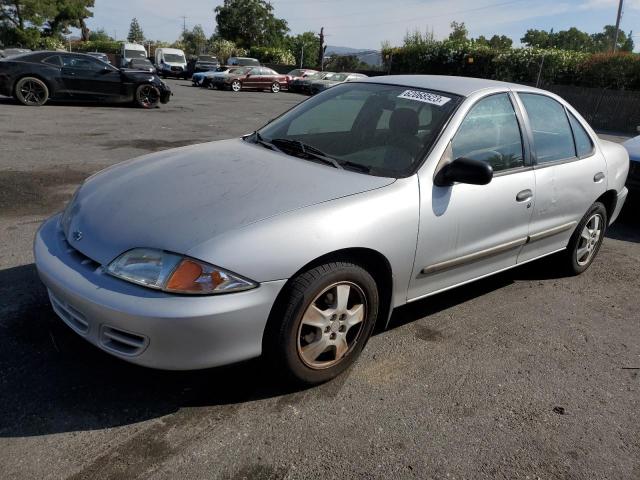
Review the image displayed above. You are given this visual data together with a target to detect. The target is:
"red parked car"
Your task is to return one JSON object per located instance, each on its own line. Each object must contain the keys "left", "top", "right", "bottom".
{"left": 285, "top": 68, "right": 317, "bottom": 85}
{"left": 223, "top": 66, "right": 288, "bottom": 93}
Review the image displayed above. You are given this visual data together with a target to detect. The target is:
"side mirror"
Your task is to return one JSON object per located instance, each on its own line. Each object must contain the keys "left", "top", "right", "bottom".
{"left": 434, "top": 157, "right": 493, "bottom": 187}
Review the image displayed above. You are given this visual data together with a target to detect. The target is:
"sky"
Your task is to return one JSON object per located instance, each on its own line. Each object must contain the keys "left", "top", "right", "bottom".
{"left": 84, "top": 0, "right": 640, "bottom": 50}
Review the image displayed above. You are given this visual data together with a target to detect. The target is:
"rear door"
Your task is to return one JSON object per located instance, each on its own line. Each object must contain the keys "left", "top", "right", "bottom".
{"left": 514, "top": 92, "right": 607, "bottom": 262}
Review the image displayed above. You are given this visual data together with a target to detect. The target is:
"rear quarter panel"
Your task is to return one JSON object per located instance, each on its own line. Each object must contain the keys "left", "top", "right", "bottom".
{"left": 599, "top": 139, "right": 630, "bottom": 193}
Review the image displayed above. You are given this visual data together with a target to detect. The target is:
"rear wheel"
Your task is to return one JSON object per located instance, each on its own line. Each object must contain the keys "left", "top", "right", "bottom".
{"left": 270, "top": 82, "right": 281, "bottom": 93}
{"left": 231, "top": 80, "right": 242, "bottom": 92}
{"left": 15, "top": 77, "right": 49, "bottom": 106}
{"left": 135, "top": 84, "right": 161, "bottom": 109}
{"left": 564, "top": 202, "right": 607, "bottom": 275}
{"left": 265, "top": 262, "right": 379, "bottom": 385}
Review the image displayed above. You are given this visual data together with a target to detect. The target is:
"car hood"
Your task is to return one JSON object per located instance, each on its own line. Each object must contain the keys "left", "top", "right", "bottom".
{"left": 623, "top": 136, "right": 640, "bottom": 162}
{"left": 66, "top": 138, "right": 395, "bottom": 266}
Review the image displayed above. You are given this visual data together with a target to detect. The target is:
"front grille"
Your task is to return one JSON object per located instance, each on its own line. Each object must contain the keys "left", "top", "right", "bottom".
{"left": 49, "top": 290, "right": 89, "bottom": 335}
{"left": 171, "top": 66, "right": 183, "bottom": 72}
{"left": 100, "top": 326, "right": 148, "bottom": 356}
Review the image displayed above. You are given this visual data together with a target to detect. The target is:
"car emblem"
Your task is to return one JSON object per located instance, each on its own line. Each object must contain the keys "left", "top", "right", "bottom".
{"left": 72, "top": 230, "right": 83, "bottom": 241}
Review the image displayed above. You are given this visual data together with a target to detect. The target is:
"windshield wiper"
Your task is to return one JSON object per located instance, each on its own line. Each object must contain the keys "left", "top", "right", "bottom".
{"left": 249, "top": 131, "right": 283, "bottom": 153}
{"left": 270, "top": 138, "right": 343, "bottom": 169}
{"left": 339, "top": 160, "right": 371, "bottom": 174}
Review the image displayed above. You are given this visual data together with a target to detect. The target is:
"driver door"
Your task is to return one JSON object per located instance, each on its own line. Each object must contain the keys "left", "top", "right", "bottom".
{"left": 60, "top": 55, "right": 121, "bottom": 98}
{"left": 408, "top": 92, "right": 535, "bottom": 300}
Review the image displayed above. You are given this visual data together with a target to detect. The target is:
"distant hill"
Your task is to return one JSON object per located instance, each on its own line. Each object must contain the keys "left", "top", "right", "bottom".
{"left": 325, "top": 45, "right": 382, "bottom": 67}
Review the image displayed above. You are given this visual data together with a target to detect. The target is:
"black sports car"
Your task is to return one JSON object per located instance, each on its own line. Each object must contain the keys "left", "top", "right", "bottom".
{"left": 0, "top": 51, "right": 171, "bottom": 108}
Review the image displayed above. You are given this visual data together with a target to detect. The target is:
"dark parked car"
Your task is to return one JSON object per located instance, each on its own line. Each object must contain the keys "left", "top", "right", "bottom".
{"left": 86, "top": 52, "right": 111, "bottom": 64}
{"left": 223, "top": 66, "right": 287, "bottom": 92}
{"left": 292, "top": 71, "right": 335, "bottom": 94}
{"left": 622, "top": 136, "right": 640, "bottom": 193}
{"left": 310, "top": 72, "right": 368, "bottom": 95}
{"left": 127, "top": 57, "right": 156, "bottom": 73}
{"left": 285, "top": 68, "right": 317, "bottom": 92}
{"left": 0, "top": 51, "right": 171, "bottom": 108}
{"left": 188, "top": 55, "right": 220, "bottom": 75}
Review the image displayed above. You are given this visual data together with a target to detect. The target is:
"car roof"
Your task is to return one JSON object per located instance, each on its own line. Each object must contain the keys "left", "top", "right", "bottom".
{"left": 360, "top": 75, "right": 544, "bottom": 97}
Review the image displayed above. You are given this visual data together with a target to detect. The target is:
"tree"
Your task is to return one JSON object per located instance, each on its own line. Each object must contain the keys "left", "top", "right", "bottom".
{"left": 448, "top": 21, "right": 468, "bottom": 42}
{"left": 127, "top": 17, "right": 144, "bottom": 43}
{"left": 45, "top": 0, "right": 94, "bottom": 39}
{"left": 209, "top": 37, "right": 246, "bottom": 63}
{"left": 591, "top": 25, "right": 631, "bottom": 52}
{"left": 214, "top": 0, "right": 288, "bottom": 48}
{"left": 554, "top": 27, "right": 593, "bottom": 52}
{"left": 476, "top": 34, "right": 512, "bottom": 49}
{"left": 89, "top": 28, "right": 111, "bottom": 41}
{"left": 1, "top": 0, "right": 93, "bottom": 47}
{"left": 285, "top": 31, "right": 319, "bottom": 68}
{"left": 521, "top": 29, "right": 552, "bottom": 48}
{"left": 325, "top": 54, "right": 362, "bottom": 72}
{"left": 621, "top": 30, "right": 634, "bottom": 52}
{"left": 181, "top": 24, "right": 207, "bottom": 55}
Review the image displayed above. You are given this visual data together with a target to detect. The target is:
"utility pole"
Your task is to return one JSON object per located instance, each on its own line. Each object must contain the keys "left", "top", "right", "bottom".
{"left": 613, "top": 0, "right": 624, "bottom": 52}
{"left": 181, "top": 16, "right": 187, "bottom": 36}
{"left": 300, "top": 43, "right": 304, "bottom": 68}
{"left": 317, "top": 27, "right": 325, "bottom": 70}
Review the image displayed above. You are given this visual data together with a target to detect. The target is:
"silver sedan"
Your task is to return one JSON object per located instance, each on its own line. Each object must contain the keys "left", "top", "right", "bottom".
{"left": 35, "top": 75, "right": 629, "bottom": 384}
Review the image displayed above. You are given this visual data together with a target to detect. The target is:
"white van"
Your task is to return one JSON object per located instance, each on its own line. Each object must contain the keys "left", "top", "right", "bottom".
{"left": 121, "top": 43, "right": 147, "bottom": 67}
{"left": 155, "top": 48, "right": 188, "bottom": 78}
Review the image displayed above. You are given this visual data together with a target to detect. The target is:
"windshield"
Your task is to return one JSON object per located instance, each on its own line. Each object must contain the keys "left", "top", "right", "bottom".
{"left": 198, "top": 55, "right": 217, "bottom": 62}
{"left": 288, "top": 69, "right": 303, "bottom": 77}
{"left": 256, "top": 83, "right": 462, "bottom": 178}
{"left": 163, "top": 53, "right": 185, "bottom": 63}
{"left": 329, "top": 73, "right": 348, "bottom": 82}
{"left": 125, "top": 50, "right": 146, "bottom": 59}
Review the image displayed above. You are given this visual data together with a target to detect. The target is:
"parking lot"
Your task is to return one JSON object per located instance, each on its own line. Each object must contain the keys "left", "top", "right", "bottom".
{"left": 1, "top": 79, "right": 639, "bottom": 479}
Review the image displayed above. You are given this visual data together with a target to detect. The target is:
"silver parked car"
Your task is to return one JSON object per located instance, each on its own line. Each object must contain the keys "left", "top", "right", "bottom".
{"left": 35, "top": 75, "right": 629, "bottom": 385}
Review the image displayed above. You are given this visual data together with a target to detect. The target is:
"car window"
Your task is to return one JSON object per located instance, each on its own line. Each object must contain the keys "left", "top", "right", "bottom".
{"left": 43, "top": 55, "right": 61, "bottom": 66}
{"left": 451, "top": 93, "right": 524, "bottom": 172}
{"left": 519, "top": 93, "right": 576, "bottom": 163}
{"left": 568, "top": 112, "right": 594, "bottom": 157}
{"left": 62, "top": 56, "right": 103, "bottom": 71}
{"left": 287, "top": 88, "right": 369, "bottom": 135}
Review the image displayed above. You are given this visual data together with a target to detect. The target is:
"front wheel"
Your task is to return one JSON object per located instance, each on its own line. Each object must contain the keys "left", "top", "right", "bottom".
{"left": 264, "top": 262, "right": 379, "bottom": 385}
{"left": 135, "top": 84, "right": 161, "bottom": 109}
{"left": 564, "top": 202, "right": 607, "bottom": 275}
{"left": 15, "top": 77, "right": 49, "bottom": 106}
{"left": 270, "top": 82, "right": 281, "bottom": 93}
{"left": 231, "top": 80, "right": 242, "bottom": 92}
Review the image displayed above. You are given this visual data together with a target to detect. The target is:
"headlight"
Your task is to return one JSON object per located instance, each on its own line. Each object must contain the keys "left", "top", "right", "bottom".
{"left": 107, "top": 248, "right": 257, "bottom": 295}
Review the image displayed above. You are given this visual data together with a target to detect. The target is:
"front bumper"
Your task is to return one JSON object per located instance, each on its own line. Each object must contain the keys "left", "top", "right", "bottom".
{"left": 34, "top": 215, "right": 286, "bottom": 370}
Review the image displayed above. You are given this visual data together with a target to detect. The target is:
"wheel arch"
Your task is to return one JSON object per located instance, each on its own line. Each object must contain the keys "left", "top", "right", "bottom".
{"left": 263, "top": 247, "right": 395, "bottom": 350}
{"left": 595, "top": 189, "right": 618, "bottom": 224}
{"left": 13, "top": 73, "right": 53, "bottom": 98}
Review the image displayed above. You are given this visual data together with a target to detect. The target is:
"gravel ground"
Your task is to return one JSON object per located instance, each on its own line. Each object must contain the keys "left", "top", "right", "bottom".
{"left": 0, "top": 80, "right": 638, "bottom": 480}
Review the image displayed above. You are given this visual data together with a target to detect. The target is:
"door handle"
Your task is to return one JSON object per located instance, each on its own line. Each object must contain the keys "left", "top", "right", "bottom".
{"left": 593, "top": 172, "right": 605, "bottom": 183}
{"left": 516, "top": 189, "right": 533, "bottom": 202}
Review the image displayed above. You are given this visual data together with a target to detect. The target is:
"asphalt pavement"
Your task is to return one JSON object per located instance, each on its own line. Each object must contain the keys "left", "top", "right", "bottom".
{"left": 0, "top": 80, "right": 638, "bottom": 480}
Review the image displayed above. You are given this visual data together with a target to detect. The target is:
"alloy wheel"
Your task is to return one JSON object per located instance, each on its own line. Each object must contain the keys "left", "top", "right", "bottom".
{"left": 137, "top": 85, "right": 159, "bottom": 108}
{"left": 297, "top": 281, "right": 367, "bottom": 369}
{"left": 19, "top": 80, "right": 47, "bottom": 105}
{"left": 232, "top": 80, "right": 241, "bottom": 92}
{"left": 576, "top": 213, "right": 603, "bottom": 266}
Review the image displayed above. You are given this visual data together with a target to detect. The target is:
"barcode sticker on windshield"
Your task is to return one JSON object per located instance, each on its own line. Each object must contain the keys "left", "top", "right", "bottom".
{"left": 398, "top": 90, "right": 451, "bottom": 106}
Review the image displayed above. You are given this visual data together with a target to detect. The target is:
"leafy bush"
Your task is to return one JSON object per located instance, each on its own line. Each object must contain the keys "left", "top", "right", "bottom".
{"left": 249, "top": 46, "right": 295, "bottom": 65}
{"left": 382, "top": 41, "right": 640, "bottom": 90}
{"left": 72, "top": 40, "right": 122, "bottom": 54}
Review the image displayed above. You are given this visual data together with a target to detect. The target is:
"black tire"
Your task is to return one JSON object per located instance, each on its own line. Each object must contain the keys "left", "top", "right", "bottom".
{"left": 270, "top": 82, "right": 281, "bottom": 93}
{"left": 135, "top": 84, "right": 161, "bottom": 109}
{"left": 15, "top": 77, "right": 49, "bottom": 106}
{"left": 264, "top": 262, "right": 379, "bottom": 385}
{"left": 231, "top": 80, "right": 242, "bottom": 92}
{"left": 564, "top": 202, "right": 607, "bottom": 275}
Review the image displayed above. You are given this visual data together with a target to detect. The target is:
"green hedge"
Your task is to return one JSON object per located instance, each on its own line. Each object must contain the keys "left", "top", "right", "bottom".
{"left": 248, "top": 46, "right": 295, "bottom": 65}
{"left": 383, "top": 40, "right": 640, "bottom": 90}
{"left": 72, "top": 40, "right": 123, "bottom": 54}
